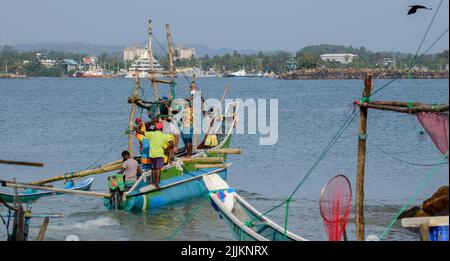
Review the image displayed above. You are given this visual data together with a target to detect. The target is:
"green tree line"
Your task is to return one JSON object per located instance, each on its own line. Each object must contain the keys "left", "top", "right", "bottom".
{"left": 1, "top": 44, "right": 448, "bottom": 77}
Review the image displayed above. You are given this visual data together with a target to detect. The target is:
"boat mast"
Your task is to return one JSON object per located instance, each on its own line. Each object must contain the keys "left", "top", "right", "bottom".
{"left": 128, "top": 71, "right": 141, "bottom": 158}
{"left": 148, "top": 19, "right": 159, "bottom": 102}
{"left": 166, "top": 23, "right": 175, "bottom": 100}
{"left": 355, "top": 74, "right": 372, "bottom": 241}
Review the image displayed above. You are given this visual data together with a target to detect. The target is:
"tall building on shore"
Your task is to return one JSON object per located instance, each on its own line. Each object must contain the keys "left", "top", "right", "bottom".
{"left": 124, "top": 44, "right": 148, "bottom": 61}
{"left": 174, "top": 45, "right": 196, "bottom": 59}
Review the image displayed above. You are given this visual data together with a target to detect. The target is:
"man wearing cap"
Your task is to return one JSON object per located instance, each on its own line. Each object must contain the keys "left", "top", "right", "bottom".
{"left": 134, "top": 122, "right": 174, "bottom": 189}
{"left": 135, "top": 117, "right": 151, "bottom": 171}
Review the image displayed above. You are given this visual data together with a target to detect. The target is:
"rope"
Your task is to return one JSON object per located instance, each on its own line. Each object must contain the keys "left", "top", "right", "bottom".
{"left": 167, "top": 196, "right": 208, "bottom": 240}
{"left": 375, "top": 144, "right": 448, "bottom": 167}
{"left": 283, "top": 198, "right": 291, "bottom": 238}
{"left": 379, "top": 151, "right": 449, "bottom": 240}
{"left": 153, "top": 35, "right": 191, "bottom": 85}
{"left": 406, "top": 0, "right": 444, "bottom": 110}
{"left": 370, "top": 27, "right": 449, "bottom": 98}
{"left": 246, "top": 107, "right": 360, "bottom": 224}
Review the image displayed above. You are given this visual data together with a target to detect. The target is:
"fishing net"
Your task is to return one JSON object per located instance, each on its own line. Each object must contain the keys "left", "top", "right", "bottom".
{"left": 417, "top": 112, "right": 449, "bottom": 158}
{"left": 319, "top": 175, "right": 352, "bottom": 241}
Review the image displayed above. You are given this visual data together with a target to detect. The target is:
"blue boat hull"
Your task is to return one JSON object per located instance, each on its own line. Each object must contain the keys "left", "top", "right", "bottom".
{"left": 104, "top": 168, "right": 228, "bottom": 211}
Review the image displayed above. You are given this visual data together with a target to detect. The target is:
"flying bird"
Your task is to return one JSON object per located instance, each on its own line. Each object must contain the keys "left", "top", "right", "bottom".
{"left": 407, "top": 5, "right": 432, "bottom": 15}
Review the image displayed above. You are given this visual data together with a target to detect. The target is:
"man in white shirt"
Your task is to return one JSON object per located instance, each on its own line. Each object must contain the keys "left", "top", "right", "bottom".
{"left": 119, "top": 150, "right": 142, "bottom": 188}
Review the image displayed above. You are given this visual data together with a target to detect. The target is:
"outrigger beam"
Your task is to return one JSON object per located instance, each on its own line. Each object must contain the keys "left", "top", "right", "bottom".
{"left": 31, "top": 161, "right": 123, "bottom": 185}
{"left": 4, "top": 182, "right": 111, "bottom": 198}
{"left": 0, "top": 159, "right": 44, "bottom": 167}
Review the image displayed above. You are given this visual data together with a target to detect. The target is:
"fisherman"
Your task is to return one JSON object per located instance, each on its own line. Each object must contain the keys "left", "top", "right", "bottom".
{"left": 135, "top": 117, "right": 152, "bottom": 172}
{"left": 159, "top": 96, "right": 170, "bottom": 119}
{"left": 134, "top": 117, "right": 146, "bottom": 151}
{"left": 162, "top": 117, "right": 179, "bottom": 160}
{"left": 134, "top": 122, "right": 174, "bottom": 189}
{"left": 118, "top": 150, "right": 142, "bottom": 188}
{"left": 204, "top": 107, "right": 219, "bottom": 148}
{"left": 181, "top": 102, "right": 193, "bottom": 158}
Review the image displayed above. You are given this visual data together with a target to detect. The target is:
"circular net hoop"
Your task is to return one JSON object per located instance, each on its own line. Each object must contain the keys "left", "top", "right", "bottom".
{"left": 319, "top": 174, "right": 352, "bottom": 241}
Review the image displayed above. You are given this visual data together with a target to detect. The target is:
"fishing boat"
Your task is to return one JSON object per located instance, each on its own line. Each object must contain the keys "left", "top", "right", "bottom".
{"left": 223, "top": 69, "right": 254, "bottom": 77}
{"left": 0, "top": 178, "right": 94, "bottom": 204}
{"left": 203, "top": 174, "right": 307, "bottom": 241}
{"left": 100, "top": 20, "right": 242, "bottom": 211}
{"left": 103, "top": 105, "right": 240, "bottom": 211}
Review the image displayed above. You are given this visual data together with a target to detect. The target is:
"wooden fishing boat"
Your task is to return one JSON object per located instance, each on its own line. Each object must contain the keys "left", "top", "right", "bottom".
{"left": 203, "top": 174, "right": 307, "bottom": 241}
{"left": 104, "top": 104, "right": 239, "bottom": 211}
{"left": 0, "top": 177, "right": 93, "bottom": 204}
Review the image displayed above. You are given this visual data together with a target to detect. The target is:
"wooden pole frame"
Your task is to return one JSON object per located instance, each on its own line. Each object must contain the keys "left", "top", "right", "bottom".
{"left": 355, "top": 74, "right": 372, "bottom": 241}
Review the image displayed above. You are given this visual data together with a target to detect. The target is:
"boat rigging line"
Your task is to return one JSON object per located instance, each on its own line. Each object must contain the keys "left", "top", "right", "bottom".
{"left": 370, "top": 0, "right": 445, "bottom": 99}
{"left": 374, "top": 144, "right": 448, "bottom": 167}
{"left": 153, "top": 33, "right": 192, "bottom": 86}
{"left": 369, "top": 27, "right": 449, "bottom": 99}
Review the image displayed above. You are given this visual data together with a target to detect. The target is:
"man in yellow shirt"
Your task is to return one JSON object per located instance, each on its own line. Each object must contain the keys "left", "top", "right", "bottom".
{"left": 134, "top": 122, "right": 174, "bottom": 189}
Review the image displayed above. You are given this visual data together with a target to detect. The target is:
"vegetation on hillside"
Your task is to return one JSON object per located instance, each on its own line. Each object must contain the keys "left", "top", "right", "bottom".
{"left": 0, "top": 44, "right": 448, "bottom": 76}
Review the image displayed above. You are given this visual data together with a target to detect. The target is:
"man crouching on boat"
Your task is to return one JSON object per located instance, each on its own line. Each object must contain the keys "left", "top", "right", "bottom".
{"left": 134, "top": 122, "right": 174, "bottom": 189}
{"left": 118, "top": 150, "right": 142, "bottom": 189}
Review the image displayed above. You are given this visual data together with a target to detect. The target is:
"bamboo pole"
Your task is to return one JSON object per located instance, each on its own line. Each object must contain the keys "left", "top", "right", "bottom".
{"left": 5, "top": 182, "right": 111, "bottom": 198}
{"left": 128, "top": 74, "right": 141, "bottom": 158}
{"left": 182, "top": 157, "right": 224, "bottom": 164}
{"left": 0, "top": 159, "right": 44, "bottom": 167}
{"left": 148, "top": 19, "right": 159, "bottom": 102}
{"left": 0, "top": 179, "right": 53, "bottom": 187}
{"left": 355, "top": 74, "right": 372, "bottom": 241}
{"left": 36, "top": 217, "right": 49, "bottom": 241}
{"left": 166, "top": 24, "right": 175, "bottom": 99}
{"left": 152, "top": 79, "right": 173, "bottom": 84}
{"left": 357, "top": 102, "right": 448, "bottom": 114}
{"left": 207, "top": 148, "right": 242, "bottom": 155}
{"left": 31, "top": 162, "right": 122, "bottom": 185}
{"left": 194, "top": 164, "right": 229, "bottom": 169}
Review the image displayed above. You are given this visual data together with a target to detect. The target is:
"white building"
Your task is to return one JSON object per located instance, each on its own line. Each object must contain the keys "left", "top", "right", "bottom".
{"left": 124, "top": 45, "right": 148, "bottom": 61}
{"left": 175, "top": 45, "right": 195, "bottom": 59}
{"left": 320, "top": 53, "right": 358, "bottom": 64}
{"left": 40, "top": 59, "right": 57, "bottom": 68}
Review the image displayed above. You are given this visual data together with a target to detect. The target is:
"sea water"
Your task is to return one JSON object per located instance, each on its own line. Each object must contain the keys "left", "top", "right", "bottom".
{"left": 0, "top": 77, "right": 448, "bottom": 241}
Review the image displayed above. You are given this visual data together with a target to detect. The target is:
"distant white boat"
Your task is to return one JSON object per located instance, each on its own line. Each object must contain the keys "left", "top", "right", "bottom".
{"left": 223, "top": 69, "right": 253, "bottom": 77}
{"left": 125, "top": 51, "right": 165, "bottom": 78}
{"left": 223, "top": 69, "right": 270, "bottom": 78}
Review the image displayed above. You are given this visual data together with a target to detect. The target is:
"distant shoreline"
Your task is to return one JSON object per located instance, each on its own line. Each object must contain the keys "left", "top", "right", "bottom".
{"left": 277, "top": 68, "right": 449, "bottom": 80}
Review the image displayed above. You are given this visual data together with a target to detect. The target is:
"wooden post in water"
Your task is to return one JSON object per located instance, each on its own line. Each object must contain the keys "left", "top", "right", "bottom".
{"left": 166, "top": 24, "right": 175, "bottom": 100}
{"left": 36, "top": 217, "right": 49, "bottom": 241}
{"left": 355, "top": 74, "right": 372, "bottom": 241}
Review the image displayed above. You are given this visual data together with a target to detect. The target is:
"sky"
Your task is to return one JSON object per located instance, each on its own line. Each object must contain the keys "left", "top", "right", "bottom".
{"left": 0, "top": 0, "right": 448, "bottom": 53}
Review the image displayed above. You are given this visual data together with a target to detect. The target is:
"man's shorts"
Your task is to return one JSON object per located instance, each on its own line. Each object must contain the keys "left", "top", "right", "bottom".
{"left": 182, "top": 133, "right": 193, "bottom": 145}
{"left": 182, "top": 127, "right": 193, "bottom": 145}
{"left": 151, "top": 157, "right": 164, "bottom": 170}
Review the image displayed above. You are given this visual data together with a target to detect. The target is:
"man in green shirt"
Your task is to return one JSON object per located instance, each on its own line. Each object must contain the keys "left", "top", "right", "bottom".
{"left": 134, "top": 122, "right": 174, "bottom": 189}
